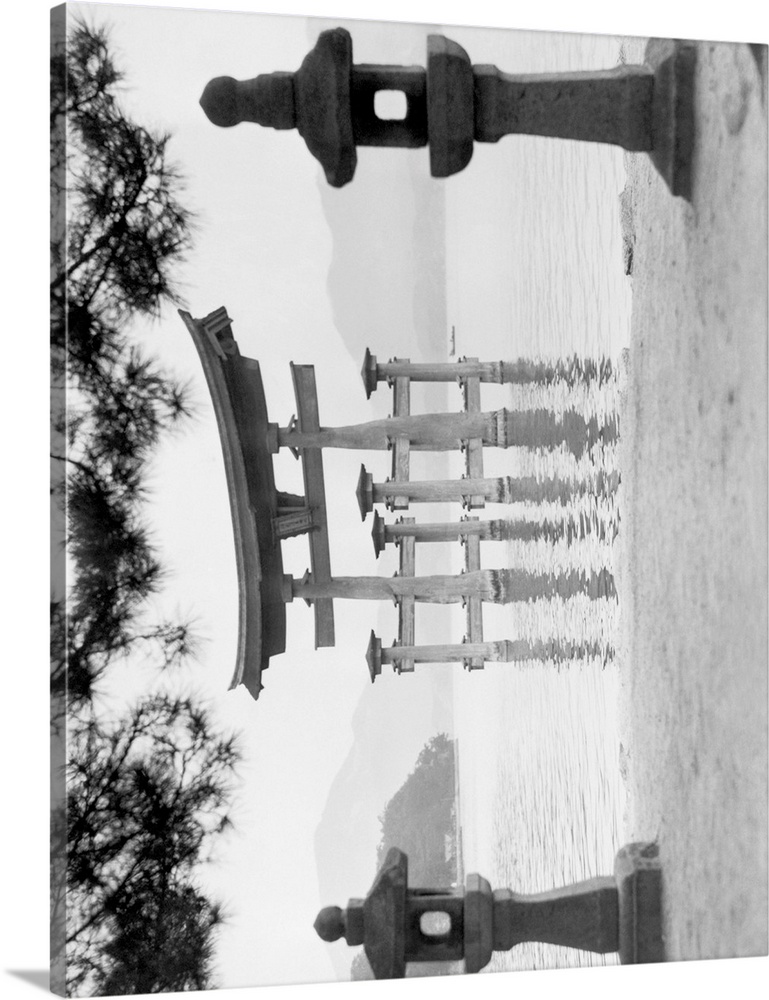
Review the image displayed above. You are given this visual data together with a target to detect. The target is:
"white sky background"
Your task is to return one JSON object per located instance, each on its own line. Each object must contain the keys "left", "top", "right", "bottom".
{"left": 60, "top": 4, "right": 467, "bottom": 989}
{"left": 2, "top": 2, "right": 768, "bottom": 1000}
{"left": 77, "top": 3, "right": 431, "bottom": 989}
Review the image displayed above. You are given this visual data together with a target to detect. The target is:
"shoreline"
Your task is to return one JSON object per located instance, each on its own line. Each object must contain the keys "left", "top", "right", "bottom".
{"left": 616, "top": 37, "right": 768, "bottom": 960}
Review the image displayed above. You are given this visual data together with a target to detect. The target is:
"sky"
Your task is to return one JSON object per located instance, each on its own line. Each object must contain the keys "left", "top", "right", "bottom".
{"left": 51, "top": 3, "right": 422, "bottom": 989}
{"left": 55, "top": 4, "right": 468, "bottom": 989}
{"left": 45, "top": 8, "right": 500, "bottom": 991}
{"left": 3, "top": 2, "right": 768, "bottom": 1000}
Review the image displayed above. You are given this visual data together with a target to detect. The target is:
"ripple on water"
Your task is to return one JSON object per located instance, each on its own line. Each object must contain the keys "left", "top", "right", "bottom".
{"left": 455, "top": 371, "right": 626, "bottom": 972}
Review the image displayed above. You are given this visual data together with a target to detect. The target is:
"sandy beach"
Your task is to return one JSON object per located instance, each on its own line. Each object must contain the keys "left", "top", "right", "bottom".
{"left": 616, "top": 37, "right": 768, "bottom": 960}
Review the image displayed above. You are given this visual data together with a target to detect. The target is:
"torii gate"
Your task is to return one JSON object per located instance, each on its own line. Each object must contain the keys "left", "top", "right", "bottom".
{"left": 182, "top": 306, "right": 616, "bottom": 698}
{"left": 353, "top": 348, "right": 616, "bottom": 675}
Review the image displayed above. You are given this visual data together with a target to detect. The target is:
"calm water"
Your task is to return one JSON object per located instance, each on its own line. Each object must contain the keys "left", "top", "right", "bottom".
{"left": 443, "top": 27, "right": 632, "bottom": 972}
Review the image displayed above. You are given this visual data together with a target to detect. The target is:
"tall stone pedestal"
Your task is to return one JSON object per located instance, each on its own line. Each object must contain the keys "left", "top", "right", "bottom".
{"left": 315, "top": 844, "right": 664, "bottom": 976}
{"left": 200, "top": 28, "right": 696, "bottom": 198}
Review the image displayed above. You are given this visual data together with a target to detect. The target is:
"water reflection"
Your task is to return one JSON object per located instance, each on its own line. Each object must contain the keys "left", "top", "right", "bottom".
{"left": 495, "top": 354, "right": 615, "bottom": 388}
{"left": 500, "top": 354, "right": 619, "bottom": 666}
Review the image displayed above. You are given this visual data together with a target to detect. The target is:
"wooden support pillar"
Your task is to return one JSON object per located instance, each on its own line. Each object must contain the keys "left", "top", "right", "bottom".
{"left": 293, "top": 568, "right": 616, "bottom": 614}
{"left": 370, "top": 512, "right": 544, "bottom": 557}
{"left": 366, "top": 633, "right": 575, "bottom": 676}
{"left": 462, "top": 518, "right": 484, "bottom": 669}
{"left": 357, "top": 464, "right": 609, "bottom": 517}
{"left": 278, "top": 410, "right": 496, "bottom": 451}
{"left": 366, "top": 632, "right": 616, "bottom": 678}
{"left": 278, "top": 409, "right": 614, "bottom": 456}
{"left": 361, "top": 350, "right": 616, "bottom": 396}
{"left": 290, "top": 569, "right": 509, "bottom": 604}
{"left": 366, "top": 632, "right": 521, "bottom": 679}
{"left": 396, "top": 518, "right": 416, "bottom": 673}
{"left": 288, "top": 364, "right": 335, "bottom": 647}
{"left": 390, "top": 363, "right": 410, "bottom": 510}
{"left": 461, "top": 359, "right": 484, "bottom": 509}
{"left": 372, "top": 510, "right": 621, "bottom": 551}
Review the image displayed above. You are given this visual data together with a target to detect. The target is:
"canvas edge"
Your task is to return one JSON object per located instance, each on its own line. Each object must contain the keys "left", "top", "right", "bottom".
{"left": 50, "top": 3, "right": 68, "bottom": 996}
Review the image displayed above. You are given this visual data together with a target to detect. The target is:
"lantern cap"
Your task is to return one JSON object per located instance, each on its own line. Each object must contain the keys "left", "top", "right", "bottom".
{"left": 371, "top": 510, "right": 386, "bottom": 557}
{"left": 365, "top": 631, "right": 382, "bottom": 683}
{"left": 294, "top": 28, "right": 356, "bottom": 187}
{"left": 314, "top": 906, "right": 345, "bottom": 942}
{"left": 361, "top": 348, "right": 378, "bottom": 398}
{"left": 356, "top": 464, "right": 374, "bottom": 520}
{"left": 363, "top": 847, "right": 408, "bottom": 979}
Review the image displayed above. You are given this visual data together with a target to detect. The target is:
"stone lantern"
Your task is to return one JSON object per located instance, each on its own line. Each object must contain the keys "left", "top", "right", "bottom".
{"left": 200, "top": 28, "right": 695, "bottom": 197}
{"left": 314, "top": 844, "right": 664, "bottom": 976}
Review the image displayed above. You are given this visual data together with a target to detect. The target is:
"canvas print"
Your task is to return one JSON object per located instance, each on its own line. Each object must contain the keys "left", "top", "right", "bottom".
{"left": 50, "top": 2, "right": 768, "bottom": 996}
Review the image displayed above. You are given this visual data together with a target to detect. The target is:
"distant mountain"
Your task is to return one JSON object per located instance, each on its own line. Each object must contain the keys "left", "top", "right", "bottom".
{"left": 314, "top": 660, "right": 454, "bottom": 980}
{"left": 317, "top": 153, "right": 447, "bottom": 367}
{"left": 377, "top": 733, "right": 459, "bottom": 887}
{"left": 306, "top": 18, "right": 449, "bottom": 370}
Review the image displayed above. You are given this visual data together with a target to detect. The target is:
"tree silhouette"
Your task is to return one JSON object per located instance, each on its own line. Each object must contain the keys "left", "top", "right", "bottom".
{"left": 59, "top": 696, "right": 241, "bottom": 996}
{"left": 51, "top": 15, "right": 194, "bottom": 364}
{"left": 376, "top": 734, "right": 457, "bottom": 887}
{"left": 51, "top": 14, "right": 197, "bottom": 706}
{"left": 50, "top": 14, "right": 241, "bottom": 996}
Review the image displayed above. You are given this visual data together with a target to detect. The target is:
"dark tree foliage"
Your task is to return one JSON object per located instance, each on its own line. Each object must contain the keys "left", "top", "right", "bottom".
{"left": 376, "top": 734, "right": 458, "bottom": 887}
{"left": 51, "top": 15, "right": 197, "bottom": 704}
{"left": 97, "top": 881, "right": 222, "bottom": 995}
{"left": 51, "top": 16, "right": 194, "bottom": 362}
{"left": 50, "top": 16, "right": 241, "bottom": 997}
{"left": 60, "top": 696, "right": 241, "bottom": 996}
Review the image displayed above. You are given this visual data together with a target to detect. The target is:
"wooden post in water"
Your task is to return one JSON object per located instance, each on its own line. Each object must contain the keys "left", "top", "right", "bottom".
{"left": 460, "top": 357, "right": 485, "bottom": 508}
{"left": 371, "top": 511, "right": 525, "bottom": 556}
{"left": 389, "top": 361, "right": 411, "bottom": 510}
{"left": 370, "top": 512, "right": 611, "bottom": 556}
{"left": 291, "top": 569, "right": 507, "bottom": 605}
{"left": 275, "top": 408, "right": 611, "bottom": 455}
{"left": 356, "top": 464, "right": 611, "bottom": 517}
{"left": 362, "top": 350, "right": 615, "bottom": 395}
{"left": 290, "top": 567, "right": 612, "bottom": 609}
{"left": 395, "top": 517, "right": 416, "bottom": 673}
{"left": 366, "top": 633, "right": 534, "bottom": 679}
{"left": 366, "top": 630, "right": 614, "bottom": 679}
{"left": 462, "top": 515, "right": 484, "bottom": 668}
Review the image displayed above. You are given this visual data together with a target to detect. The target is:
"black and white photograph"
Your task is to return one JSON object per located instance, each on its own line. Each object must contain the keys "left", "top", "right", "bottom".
{"left": 10, "top": 1, "right": 769, "bottom": 998}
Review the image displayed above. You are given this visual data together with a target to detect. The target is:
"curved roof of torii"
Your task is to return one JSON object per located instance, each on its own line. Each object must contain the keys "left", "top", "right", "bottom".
{"left": 180, "top": 308, "right": 287, "bottom": 700}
